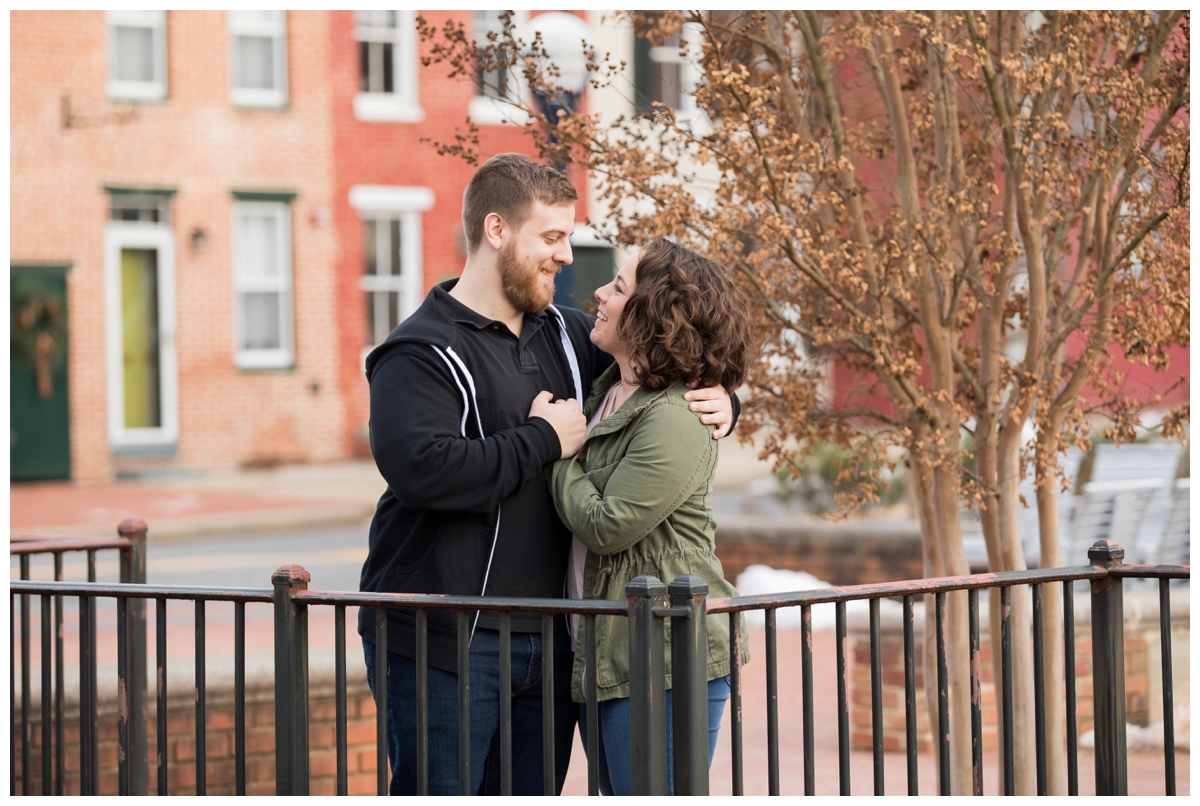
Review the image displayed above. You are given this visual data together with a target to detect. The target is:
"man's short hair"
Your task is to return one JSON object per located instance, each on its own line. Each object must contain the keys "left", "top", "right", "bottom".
{"left": 462, "top": 153, "right": 578, "bottom": 253}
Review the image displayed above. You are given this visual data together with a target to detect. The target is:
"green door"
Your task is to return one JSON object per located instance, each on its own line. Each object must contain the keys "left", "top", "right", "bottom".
{"left": 11, "top": 265, "right": 71, "bottom": 480}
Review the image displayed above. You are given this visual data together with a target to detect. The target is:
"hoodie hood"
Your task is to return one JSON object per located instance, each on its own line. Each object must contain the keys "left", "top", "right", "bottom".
{"left": 364, "top": 280, "right": 463, "bottom": 381}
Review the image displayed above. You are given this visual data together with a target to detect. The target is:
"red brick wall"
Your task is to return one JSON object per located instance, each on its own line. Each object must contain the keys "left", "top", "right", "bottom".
{"left": 849, "top": 607, "right": 1167, "bottom": 753}
{"left": 13, "top": 681, "right": 383, "bottom": 796}
{"left": 11, "top": 11, "right": 344, "bottom": 480}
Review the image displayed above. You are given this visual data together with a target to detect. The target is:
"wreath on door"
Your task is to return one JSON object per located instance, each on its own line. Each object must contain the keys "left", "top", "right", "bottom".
{"left": 11, "top": 290, "right": 66, "bottom": 399}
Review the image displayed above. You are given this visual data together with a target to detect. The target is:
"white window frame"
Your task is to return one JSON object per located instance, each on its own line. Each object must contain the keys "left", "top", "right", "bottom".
{"left": 105, "top": 222, "right": 179, "bottom": 449}
{"left": 349, "top": 185, "right": 433, "bottom": 364}
{"left": 106, "top": 10, "right": 168, "bottom": 101}
{"left": 353, "top": 10, "right": 424, "bottom": 123}
{"left": 232, "top": 201, "right": 294, "bottom": 369}
{"left": 228, "top": 11, "right": 288, "bottom": 108}
{"left": 469, "top": 9, "right": 530, "bottom": 125}
{"left": 648, "top": 21, "right": 708, "bottom": 131}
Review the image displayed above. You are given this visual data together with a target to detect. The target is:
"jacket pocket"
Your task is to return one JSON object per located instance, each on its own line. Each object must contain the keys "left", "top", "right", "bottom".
{"left": 389, "top": 513, "right": 491, "bottom": 586}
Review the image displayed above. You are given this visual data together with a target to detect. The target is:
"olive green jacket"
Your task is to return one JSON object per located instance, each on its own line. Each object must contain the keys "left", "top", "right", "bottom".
{"left": 551, "top": 364, "right": 749, "bottom": 703}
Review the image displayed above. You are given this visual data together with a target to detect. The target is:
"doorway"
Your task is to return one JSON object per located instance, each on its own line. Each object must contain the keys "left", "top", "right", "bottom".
{"left": 106, "top": 220, "right": 178, "bottom": 451}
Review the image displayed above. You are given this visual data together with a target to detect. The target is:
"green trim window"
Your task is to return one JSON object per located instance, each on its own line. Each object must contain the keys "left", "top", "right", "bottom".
{"left": 232, "top": 200, "right": 294, "bottom": 369}
{"left": 232, "top": 190, "right": 298, "bottom": 203}
{"left": 109, "top": 194, "right": 172, "bottom": 225}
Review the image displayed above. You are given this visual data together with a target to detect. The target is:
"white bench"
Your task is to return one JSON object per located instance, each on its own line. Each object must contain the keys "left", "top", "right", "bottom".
{"left": 1062, "top": 477, "right": 1167, "bottom": 565}
{"left": 1147, "top": 477, "right": 1190, "bottom": 566}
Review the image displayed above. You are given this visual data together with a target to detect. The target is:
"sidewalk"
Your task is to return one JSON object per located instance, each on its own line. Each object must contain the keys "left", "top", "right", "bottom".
{"left": 10, "top": 435, "right": 781, "bottom": 540}
{"left": 10, "top": 461, "right": 387, "bottom": 539}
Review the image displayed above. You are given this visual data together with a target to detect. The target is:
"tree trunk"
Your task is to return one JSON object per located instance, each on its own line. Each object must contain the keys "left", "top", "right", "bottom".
{"left": 1035, "top": 436, "right": 1068, "bottom": 795}
{"left": 992, "top": 433, "right": 1037, "bottom": 794}
{"left": 910, "top": 440, "right": 973, "bottom": 793}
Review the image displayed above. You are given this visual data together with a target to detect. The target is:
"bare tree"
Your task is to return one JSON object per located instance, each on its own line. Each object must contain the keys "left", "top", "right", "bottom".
{"left": 420, "top": 10, "right": 1190, "bottom": 793}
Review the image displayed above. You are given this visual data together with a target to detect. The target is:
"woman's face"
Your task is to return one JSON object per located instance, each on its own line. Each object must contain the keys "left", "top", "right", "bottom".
{"left": 590, "top": 251, "right": 638, "bottom": 359}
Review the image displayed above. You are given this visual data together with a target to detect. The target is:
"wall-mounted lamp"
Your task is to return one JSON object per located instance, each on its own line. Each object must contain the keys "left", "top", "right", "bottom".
{"left": 190, "top": 226, "right": 209, "bottom": 253}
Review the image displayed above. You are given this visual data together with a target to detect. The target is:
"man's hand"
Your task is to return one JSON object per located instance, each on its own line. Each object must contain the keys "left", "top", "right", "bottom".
{"left": 683, "top": 384, "right": 733, "bottom": 439}
{"left": 529, "top": 391, "right": 587, "bottom": 459}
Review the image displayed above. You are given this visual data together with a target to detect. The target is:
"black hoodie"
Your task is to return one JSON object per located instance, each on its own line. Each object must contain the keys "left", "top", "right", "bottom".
{"left": 358, "top": 280, "right": 612, "bottom": 671}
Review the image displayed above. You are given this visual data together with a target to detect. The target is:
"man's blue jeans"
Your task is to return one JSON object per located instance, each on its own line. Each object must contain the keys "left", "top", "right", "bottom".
{"left": 363, "top": 627, "right": 576, "bottom": 795}
{"left": 578, "top": 676, "right": 731, "bottom": 796}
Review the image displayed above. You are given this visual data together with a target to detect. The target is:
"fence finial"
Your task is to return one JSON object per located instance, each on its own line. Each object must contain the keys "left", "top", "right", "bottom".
{"left": 272, "top": 564, "right": 312, "bottom": 586}
{"left": 1087, "top": 539, "right": 1124, "bottom": 565}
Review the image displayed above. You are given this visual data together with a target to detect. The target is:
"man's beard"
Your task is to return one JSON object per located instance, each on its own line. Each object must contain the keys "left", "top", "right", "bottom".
{"left": 499, "top": 241, "right": 557, "bottom": 313}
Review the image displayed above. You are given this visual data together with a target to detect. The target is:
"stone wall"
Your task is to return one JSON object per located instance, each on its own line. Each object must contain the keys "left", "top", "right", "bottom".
{"left": 715, "top": 514, "right": 925, "bottom": 586}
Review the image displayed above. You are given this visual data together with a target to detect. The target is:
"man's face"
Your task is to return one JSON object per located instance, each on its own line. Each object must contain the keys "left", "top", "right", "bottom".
{"left": 498, "top": 201, "right": 575, "bottom": 313}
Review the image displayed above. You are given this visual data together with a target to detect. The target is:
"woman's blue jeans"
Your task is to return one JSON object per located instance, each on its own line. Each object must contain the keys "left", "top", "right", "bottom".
{"left": 577, "top": 676, "right": 731, "bottom": 796}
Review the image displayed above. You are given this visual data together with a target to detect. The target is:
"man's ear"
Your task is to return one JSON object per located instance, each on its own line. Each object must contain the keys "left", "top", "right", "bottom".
{"left": 483, "top": 212, "right": 506, "bottom": 252}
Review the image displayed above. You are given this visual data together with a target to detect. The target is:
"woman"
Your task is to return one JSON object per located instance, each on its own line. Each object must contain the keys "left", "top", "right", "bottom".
{"left": 551, "top": 238, "right": 754, "bottom": 795}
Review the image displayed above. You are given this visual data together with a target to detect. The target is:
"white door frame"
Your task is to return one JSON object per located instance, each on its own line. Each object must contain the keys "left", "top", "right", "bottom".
{"left": 105, "top": 223, "right": 179, "bottom": 450}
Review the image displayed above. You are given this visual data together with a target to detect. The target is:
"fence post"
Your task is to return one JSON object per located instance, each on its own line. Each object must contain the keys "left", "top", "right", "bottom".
{"left": 1088, "top": 539, "right": 1127, "bottom": 796}
{"left": 273, "top": 565, "right": 311, "bottom": 795}
{"left": 627, "top": 575, "right": 667, "bottom": 796}
{"left": 117, "top": 518, "right": 148, "bottom": 796}
{"left": 669, "top": 574, "right": 710, "bottom": 796}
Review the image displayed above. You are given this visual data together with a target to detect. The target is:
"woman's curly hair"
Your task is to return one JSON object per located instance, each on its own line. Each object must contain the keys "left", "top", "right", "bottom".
{"left": 618, "top": 238, "right": 755, "bottom": 392}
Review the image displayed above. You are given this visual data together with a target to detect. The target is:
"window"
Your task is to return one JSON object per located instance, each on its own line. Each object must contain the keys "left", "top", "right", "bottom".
{"left": 229, "top": 11, "right": 288, "bottom": 108}
{"left": 632, "top": 21, "right": 706, "bottom": 129}
{"left": 361, "top": 218, "right": 410, "bottom": 347}
{"left": 232, "top": 201, "right": 293, "bottom": 368}
{"left": 348, "top": 185, "right": 433, "bottom": 355}
{"left": 353, "top": 10, "right": 423, "bottom": 122}
{"left": 107, "top": 10, "right": 168, "bottom": 101}
{"left": 109, "top": 194, "right": 171, "bottom": 224}
{"left": 469, "top": 10, "right": 529, "bottom": 125}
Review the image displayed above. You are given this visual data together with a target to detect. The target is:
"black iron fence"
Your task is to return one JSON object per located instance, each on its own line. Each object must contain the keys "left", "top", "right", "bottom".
{"left": 10, "top": 519, "right": 147, "bottom": 796}
{"left": 9, "top": 536, "right": 1188, "bottom": 796}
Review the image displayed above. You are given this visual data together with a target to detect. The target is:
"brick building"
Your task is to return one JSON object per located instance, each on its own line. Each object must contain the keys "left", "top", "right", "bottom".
{"left": 11, "top": 10, "right": 605, "bottom": 481}
{"left": 327, "top": 10, "right": 601, "bottom": 458}
{"left": 12, "top": 11, "right": 342, "bottom": 481}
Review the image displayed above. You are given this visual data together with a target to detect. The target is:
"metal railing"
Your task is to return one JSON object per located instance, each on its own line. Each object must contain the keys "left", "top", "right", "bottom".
{"left": 701, "top": 539, "right": 1187, "bottom": 796}
{"left": 10, "top": 519, "right": 148, "bottom": 796}
{"left": 9, "top": 536, "right": 1188, "bottom": 796}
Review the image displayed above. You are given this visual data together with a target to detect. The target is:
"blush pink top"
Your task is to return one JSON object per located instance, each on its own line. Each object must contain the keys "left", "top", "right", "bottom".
{"left": 566, "top": 380, "right": 629, "bottom": 649}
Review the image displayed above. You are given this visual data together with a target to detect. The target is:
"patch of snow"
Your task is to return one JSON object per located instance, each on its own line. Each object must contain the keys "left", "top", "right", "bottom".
{"left": 1078, "top": 705, "right": 1190, "bottom": 751}
{"left": 734, "top": 564, "right": 901, "bottom": 631}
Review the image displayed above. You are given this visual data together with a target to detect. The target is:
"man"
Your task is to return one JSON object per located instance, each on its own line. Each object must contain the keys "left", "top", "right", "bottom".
{"left": 358, "top": 153, "right": 737, "bottom": 795}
